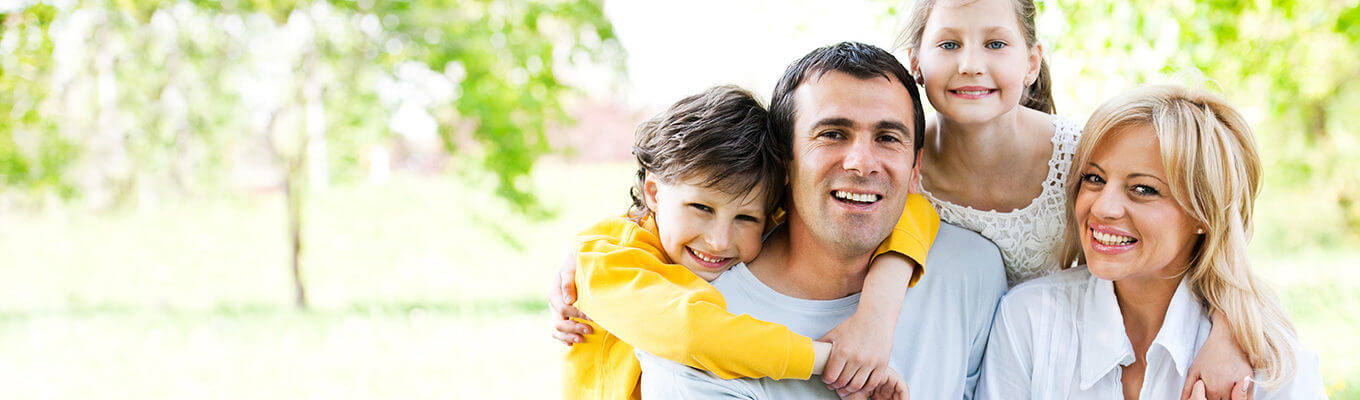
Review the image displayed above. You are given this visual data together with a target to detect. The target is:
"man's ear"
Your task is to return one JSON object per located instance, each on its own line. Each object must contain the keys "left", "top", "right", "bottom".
{"left": 643, "top": 171, "right": 661, "bottom": 211}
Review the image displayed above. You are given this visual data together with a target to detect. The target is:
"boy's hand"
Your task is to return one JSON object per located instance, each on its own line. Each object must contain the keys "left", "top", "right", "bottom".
{"left": 836, "top": 366, "right": 909, "bottom": 400}
{"left": 1180, "top": 312, "right": 1252, "bottom": 400}
{"left": 819, "top": 310, "right": 895, "bottom": 394}
{"left": 548, "top": 250, "right": 593, "bottom": 345}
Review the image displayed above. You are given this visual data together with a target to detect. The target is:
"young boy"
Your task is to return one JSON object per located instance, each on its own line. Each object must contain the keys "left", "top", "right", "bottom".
{"left": 561, "top": 85, "right": 938, "bottom": 399}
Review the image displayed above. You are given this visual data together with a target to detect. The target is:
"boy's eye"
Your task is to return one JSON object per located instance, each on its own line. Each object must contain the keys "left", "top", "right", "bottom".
{"left": 986, "top": 41, "right": 1006, "bottom": 50}
{"left": 1131, "top": 185, "right": 1160, "bottom": 197}
{"left": 939, "top": 42, "right": 959, "bottom": 50}
{"left": 688, "top": 203, "right": 713, "bottom": 213}
{"left": 736, "top": 214, "right": 760, "bottom": 223}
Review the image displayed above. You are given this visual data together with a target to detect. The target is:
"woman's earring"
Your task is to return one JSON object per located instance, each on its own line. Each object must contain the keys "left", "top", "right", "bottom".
{"left": 1196, "top": 228, "right": 1205, "bottom": 235}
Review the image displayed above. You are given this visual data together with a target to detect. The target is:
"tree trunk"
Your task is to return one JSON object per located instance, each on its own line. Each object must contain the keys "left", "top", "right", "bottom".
{"left": 285, "top": 158, "right": 308, "bottom": 309}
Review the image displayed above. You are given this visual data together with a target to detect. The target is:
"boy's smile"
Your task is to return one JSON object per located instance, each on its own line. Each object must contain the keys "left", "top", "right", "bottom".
{"left": 644, "top": 173, "right": 770, "bottom": 282}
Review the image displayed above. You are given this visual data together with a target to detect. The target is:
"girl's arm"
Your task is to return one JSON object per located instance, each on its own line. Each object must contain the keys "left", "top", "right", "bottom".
{"left": 1180, "top": 311, "right": 1254, "bottom": 400}
{"left": 573, "top": 216, "right": 817, "bottom": 380}
{"left": 818, "top": 194, "right": 939, "bottom": 394}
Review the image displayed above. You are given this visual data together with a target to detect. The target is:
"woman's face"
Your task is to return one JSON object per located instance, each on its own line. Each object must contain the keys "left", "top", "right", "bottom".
{"left": 911, "top": 0, "right": 1041, "bottom": 125}
{"left": 1074, "top": 124, "right": 1202, "bottom": 282}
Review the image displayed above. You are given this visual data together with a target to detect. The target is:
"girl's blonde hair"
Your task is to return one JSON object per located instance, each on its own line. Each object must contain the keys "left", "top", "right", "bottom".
{"left": 1059, "top": 85, "right": 1297, "bottom": 387}
{"left": 896, "top": 0, "right": 1055, "bottom": 114}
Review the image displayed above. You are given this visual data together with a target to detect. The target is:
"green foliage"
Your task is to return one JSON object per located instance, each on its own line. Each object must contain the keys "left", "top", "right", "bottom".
{"left": 0, "top": 0, "right": 621, "bottom": 216}
{"left": 1049, "top": 0, "right": 1360, "bottom": 245}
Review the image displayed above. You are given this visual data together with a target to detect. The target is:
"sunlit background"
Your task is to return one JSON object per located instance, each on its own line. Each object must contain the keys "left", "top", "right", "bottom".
{"left": 2, "top": 0, "right": 1357, "bottom": 398}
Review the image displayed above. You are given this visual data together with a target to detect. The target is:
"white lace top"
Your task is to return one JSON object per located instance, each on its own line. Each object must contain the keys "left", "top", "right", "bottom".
{"left": 915, "top": 116, "right": 1082, "bottom": 286}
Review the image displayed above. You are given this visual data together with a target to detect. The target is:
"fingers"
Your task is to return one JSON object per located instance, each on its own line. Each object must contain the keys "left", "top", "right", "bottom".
{"left": 822, "top": 355, "right": 847, "bottom": 387}
{"left": 845, "top": 366, "right": 873, "bottom": 393}
{"left": 1180, "top": 371, "right": 1202, "bottom": 400}
{"left": 560, "top": 268, "right": 577, "bottom": 305}
{"left": 552, "top": 318, "right": 592, "bottom": 345}
{"left": 831, "top": 363, "right": 861, "bottom": 392}
{"left": 1231, "top": 376, "right": 1253, "bottom": 400}
{"left": 1190, "top": 380, "right": 1207, "bottom": 400}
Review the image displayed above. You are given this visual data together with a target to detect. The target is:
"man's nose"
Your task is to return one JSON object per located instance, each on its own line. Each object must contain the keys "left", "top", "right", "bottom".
{"left": 841, "top": 138, "right": 879, "bottom": 176}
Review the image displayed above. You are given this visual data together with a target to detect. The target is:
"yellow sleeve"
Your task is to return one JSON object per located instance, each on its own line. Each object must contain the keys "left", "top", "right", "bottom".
{"left": 871, "top": 194, "right": 940, "bottom": 287}
{"left": 573, "top": 216, "right": 816, "bottom": 380}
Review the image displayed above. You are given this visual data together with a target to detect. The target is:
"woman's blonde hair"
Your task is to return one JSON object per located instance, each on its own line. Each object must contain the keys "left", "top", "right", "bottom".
{"left": 1059, "top": 85, "right": 1297, "bottom": 387}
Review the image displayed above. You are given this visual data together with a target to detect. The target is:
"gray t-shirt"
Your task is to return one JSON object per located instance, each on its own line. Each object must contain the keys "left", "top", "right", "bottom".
{"left": 637, "top": 222, "right": 1008, "bottom": 399}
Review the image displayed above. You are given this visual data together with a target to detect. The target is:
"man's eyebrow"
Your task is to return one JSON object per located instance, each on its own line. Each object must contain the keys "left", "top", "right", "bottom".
{"left": 875, "top": 120, "right": 909, "bottom": 134}
{"left": 811, "top": 117, "right": 855, "bottom": 129}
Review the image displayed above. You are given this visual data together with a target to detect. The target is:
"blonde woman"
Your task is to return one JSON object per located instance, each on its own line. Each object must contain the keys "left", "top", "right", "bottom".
{"left": 975, "top": 85, "right": 1325, "bottom": 399}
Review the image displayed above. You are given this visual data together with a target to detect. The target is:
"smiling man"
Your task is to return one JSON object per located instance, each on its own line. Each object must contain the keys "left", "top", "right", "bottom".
{"left": 636, "top": 42, "right": 1008, "bottom": 399}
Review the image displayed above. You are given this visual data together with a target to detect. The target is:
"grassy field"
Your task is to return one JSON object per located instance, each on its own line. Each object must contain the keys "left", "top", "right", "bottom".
{"left": 1, "top": 161, "right": 1356, "bottom": 398}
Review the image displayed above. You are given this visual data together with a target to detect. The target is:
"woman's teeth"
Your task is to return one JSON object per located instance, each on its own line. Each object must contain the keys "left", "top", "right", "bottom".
{"left": 834, "top": 191, "right": 879, "bottom": 203}
{"left": 1093, "top": 231, "right": 1136, "bottom": 246}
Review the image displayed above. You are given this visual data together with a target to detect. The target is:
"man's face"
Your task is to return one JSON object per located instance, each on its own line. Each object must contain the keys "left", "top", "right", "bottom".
{"left": 786, "top": 70, "right": 916, "bottom": 257}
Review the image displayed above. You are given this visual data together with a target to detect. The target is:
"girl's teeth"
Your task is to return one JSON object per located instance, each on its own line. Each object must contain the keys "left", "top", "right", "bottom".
{"left": 956, "top": 90, "right": 989, "bottom": 95}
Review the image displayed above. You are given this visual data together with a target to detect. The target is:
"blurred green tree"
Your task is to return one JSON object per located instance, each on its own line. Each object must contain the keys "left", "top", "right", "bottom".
{"left": 0, "top": 0, "right": 621, "bottom": 307}
{"left": 1048, "top": 0, "right": 1360, "bottom": 245}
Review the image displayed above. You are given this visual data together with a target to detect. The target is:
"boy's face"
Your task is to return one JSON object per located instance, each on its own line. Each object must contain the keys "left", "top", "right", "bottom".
{"left": 643, "top": 173, "right": 770, "bottom": 282}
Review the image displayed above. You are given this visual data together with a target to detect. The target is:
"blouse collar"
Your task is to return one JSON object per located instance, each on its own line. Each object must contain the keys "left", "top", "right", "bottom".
{"left": 1077, "top": 270, "right": 1206, "bottom": 390}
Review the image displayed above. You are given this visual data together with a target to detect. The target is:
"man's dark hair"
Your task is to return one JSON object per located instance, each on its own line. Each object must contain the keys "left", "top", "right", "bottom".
{"left": 628, "top": 85, "right": 788, "bottom": 218}
{"left": 769, "top": 41, "right": 926, "bottom": 155}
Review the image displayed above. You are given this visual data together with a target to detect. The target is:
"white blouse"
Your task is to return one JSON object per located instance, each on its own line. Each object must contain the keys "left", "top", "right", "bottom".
{"left": 976, "top": 266, "right": 1326, "bottom": 400}
{"left": 916, "top": 116, "right": 1081, "bottom": 286}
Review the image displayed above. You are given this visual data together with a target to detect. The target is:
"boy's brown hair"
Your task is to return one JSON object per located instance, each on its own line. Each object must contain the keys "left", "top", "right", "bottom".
{"left": 628, "top": 85, "right": 787, "bottom": 219}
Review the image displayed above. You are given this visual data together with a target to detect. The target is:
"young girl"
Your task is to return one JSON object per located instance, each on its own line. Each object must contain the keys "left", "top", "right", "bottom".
{"left": 898, "top": 0, "right": 1254, "bottom": 396}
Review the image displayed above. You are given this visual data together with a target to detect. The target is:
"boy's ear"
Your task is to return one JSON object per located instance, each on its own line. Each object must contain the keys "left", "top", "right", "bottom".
{"left": 643, "top": 171, "right": 661, "bottom": 211}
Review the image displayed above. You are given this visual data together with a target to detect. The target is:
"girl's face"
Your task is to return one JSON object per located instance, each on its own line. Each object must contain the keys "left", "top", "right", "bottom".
{"left": 1074, "top": 125, "right": 1201, "bottom": 283}
{"left": 911, "top": 0, "right": 1042, "bottom": 124}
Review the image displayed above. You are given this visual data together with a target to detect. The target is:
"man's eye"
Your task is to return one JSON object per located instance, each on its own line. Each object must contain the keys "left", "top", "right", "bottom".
{"left": 818, "top": 130, "right": 845, "bottom": 140}
{"left": 939, "top": 42, "right": 959, "bottom": 50}
{"left": 986, "top": 41, "right": 1006, "bottom": 50}
{"left": 689, "top": 203, "right": 713, "bottom": 213}
{"left": 877, "top": 134, "right": 902, "bottom": 143}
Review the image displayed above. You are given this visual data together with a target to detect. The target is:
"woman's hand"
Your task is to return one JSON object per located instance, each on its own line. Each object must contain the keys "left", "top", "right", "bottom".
{"left": 548, "top": 250, "right": 592, "bottom": 345}
{"left": 1181, "top": 311, "right": 1253, "bottom": 400}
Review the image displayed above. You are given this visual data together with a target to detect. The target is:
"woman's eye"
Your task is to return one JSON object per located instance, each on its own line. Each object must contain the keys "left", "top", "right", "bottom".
{"left": 939, "top": 42, "right": 959, "bottom": 50}
{"left": 689, "top": 203, "right": 713, "bottom": 213}
{"left": 986, "top": 41, "right": 1006, "bottom": 50}
{"left": 1131, "top": 185, "right": 1160, "bottom": 197}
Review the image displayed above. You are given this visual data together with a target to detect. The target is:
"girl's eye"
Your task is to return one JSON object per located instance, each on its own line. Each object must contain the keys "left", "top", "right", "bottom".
{"left": 939, "top": 42, "right": 959, "bottom": 50}
{"left": 1131, "top": 185, "right": 1160, "bottom": 197}
{"left": 689, "top": 203, "right": 713, "bottom": 213}
{"left": 986, "top": 41, "right": 1006, "bottom": 50}
{"left": 1080, "top": 173, "right": 1105, "bottom": 185}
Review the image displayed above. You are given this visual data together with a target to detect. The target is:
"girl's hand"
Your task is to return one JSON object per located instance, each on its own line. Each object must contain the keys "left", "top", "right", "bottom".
{"left": 548, "top": 250, "right": 592, "bottom": 345}
{"left": 819, "top": 310, "right": 895, "bottom": 395}
{"left": 1180, "top": 312, "right": 1252, "bottom": 400}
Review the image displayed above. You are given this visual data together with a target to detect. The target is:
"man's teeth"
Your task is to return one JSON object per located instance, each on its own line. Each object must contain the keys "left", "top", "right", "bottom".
{"left": 1093, "top": 231, "right": 1136, "bottom": 246}
{"left": 692, "top": 249, "right": 724, "bottom": 264}
{"left": 834, "top": 191, "right": 878, "bottom": 203}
